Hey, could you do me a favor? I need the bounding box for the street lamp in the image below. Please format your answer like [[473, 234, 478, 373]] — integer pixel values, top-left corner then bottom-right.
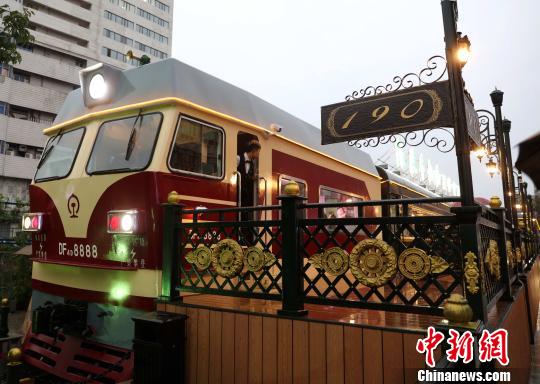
[[486, 157, 498, 178], [456, 34, 471, 66], [472, 145, 486, 162]]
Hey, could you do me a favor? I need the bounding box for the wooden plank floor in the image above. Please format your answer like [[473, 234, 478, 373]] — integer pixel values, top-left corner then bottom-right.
[[174, 293, 443, 332]]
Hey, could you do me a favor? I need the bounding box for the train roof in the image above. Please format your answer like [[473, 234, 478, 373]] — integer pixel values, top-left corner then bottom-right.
[[376, 166, 442, 198], [53, 58, 379, 177]]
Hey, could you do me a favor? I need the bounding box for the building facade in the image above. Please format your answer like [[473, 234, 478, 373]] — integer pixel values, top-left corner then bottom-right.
[[0, 0, 173, 237], [0, 0, 174, 201]]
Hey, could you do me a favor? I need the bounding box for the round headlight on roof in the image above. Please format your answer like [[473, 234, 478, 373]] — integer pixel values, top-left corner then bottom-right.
[[88, 73, 108, 100]]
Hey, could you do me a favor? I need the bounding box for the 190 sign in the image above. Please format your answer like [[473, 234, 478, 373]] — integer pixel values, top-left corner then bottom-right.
[[321, 81, 454, 145]]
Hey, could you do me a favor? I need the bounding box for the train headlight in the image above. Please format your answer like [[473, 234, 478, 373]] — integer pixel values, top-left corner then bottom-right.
[[107, 210, 142, 234], [79, 63, 122, 107], [88, 73, 108, 100], [21, 213, 43, 232]]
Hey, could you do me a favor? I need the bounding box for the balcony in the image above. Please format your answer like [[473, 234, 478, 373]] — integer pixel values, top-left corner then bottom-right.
[[0, 115, 49, 147], [0, 153, 39, 180], [31, 0, 96, 25], [0, 76, 68, 114], [16, 50, 80, 85]]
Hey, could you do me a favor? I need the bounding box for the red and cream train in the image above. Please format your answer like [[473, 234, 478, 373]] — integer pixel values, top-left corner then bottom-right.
[[19, 59, 443, 382]]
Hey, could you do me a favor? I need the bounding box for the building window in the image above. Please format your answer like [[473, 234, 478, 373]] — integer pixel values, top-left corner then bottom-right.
[[104, 10, 134, 29], [0, 102, 6, 115], [12, 70, 30, 83], [104, 29, 133, 46], [108, 0, 136, 13], [319, 186, 362, 219], [134, 41, 167, 59], [136, 25, 168, 44], [137, 8, 169, 28], [169, 116, 224, 178], [102, 47, 139, 66], [142, 0, 170, 13]]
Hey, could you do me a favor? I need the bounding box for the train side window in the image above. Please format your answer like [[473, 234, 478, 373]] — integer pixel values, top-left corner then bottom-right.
[[34, 127, 86, 182], [169, 116, 224, 179], [87, 112, 162, 174], [319, 186, 362, 219]]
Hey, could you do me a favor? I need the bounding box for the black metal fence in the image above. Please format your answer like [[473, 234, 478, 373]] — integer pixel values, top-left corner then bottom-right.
[[161, 196, 538, 319]]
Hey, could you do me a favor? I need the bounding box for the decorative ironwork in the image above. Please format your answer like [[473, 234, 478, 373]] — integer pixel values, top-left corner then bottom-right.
[[506, 241, 514, 268], [212, 239, 244, 278], [349, 239, 397, 287], [348, 127, 455, 153], [309, 247, 349, 276], [345, 55, 447, 101], [185, 245, 212, 271], [398, 248, 431, 280], [464, 251, 480, 294], [484, 240, 500, 279], [476, 109, 498, 160], [429, 255, 450, 274], [244, 247, 276, 272], [514, 247, 522, 263]]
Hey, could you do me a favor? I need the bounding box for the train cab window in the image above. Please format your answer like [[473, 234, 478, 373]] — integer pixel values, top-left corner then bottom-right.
[[319, 186, 362, 219], [34, 127, 85, 182], [169, 116, 224, 178], [87, 112, 162, 174]]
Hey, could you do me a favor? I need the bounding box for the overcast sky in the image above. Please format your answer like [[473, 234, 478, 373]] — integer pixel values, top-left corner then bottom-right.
[[172, 0, 540, 199]]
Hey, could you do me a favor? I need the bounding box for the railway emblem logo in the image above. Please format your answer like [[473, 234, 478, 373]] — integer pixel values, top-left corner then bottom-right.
[[67, 194, 80, 218]]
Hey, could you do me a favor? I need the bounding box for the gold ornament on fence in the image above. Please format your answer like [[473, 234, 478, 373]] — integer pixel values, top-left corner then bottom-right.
[[429, 255, 450, 274], [464, 251, 480, 294], [398, 248, 431, 280], [349, 239, 397, 287], [244, 247, 277, 272], [484, 240, 501, 279], [309, 247, 349, 276], [212, 239, 244, 278], [506, 241, 514, 268], [185, 246, 212, 271], [514, 247, 522, 264]]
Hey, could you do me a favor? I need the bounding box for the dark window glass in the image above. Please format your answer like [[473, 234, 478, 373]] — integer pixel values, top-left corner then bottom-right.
[[87, 113, 162, 174], [35, 127, 85, 181], [169, 117, 224, 178]]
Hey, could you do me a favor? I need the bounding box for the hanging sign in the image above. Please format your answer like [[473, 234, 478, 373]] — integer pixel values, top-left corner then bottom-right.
[[321, 81, 454, 145], [464, 95, 481, 147]]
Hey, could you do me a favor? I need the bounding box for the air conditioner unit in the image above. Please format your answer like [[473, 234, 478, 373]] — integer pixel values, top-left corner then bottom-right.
[[18, 145, 27, 152], [24, 153, 34, 159], [6, 150, 15, 156]]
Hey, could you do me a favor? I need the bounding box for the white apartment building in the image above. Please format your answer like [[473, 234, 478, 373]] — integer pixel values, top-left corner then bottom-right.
[[0, 0, 174, 204]]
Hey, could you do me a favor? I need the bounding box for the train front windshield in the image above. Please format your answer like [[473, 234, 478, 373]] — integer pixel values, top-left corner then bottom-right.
[[34, 127, 85, 182], [87, 112, 163, 174]]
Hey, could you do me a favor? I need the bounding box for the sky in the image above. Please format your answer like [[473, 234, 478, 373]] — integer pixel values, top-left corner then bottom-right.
[[171, 0, 540, 199]]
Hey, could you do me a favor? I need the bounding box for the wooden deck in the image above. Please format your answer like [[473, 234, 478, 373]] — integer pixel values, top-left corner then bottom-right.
[[158, 295, 443, 384]]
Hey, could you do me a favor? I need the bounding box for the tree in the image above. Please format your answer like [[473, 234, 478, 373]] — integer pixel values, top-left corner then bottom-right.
[[0, 4, 34, 65], [139, 54, 151, 66]]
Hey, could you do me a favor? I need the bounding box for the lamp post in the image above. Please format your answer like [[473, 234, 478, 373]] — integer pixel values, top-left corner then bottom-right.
[[441, 0, 475, 206], [489, 89, 514, 224], [502, 118, 519, 227]]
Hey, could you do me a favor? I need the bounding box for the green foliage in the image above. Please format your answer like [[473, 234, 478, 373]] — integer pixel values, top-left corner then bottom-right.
[[0, 4, 34, 65], [140, 54, 151, 65], [0, 245, 32, 308]]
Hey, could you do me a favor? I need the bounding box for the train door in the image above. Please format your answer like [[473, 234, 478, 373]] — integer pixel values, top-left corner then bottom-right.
[[236, 132, 261, 212]]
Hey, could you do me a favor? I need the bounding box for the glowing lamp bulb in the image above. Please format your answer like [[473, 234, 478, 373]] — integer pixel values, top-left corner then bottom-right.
[[88, 73, 108, 99], [110, 284, 129, 302], [457, 47, 470, 64], [23, 216, 31, 230], [109, 215, 120, 231], [120, 214, 135, 232]]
